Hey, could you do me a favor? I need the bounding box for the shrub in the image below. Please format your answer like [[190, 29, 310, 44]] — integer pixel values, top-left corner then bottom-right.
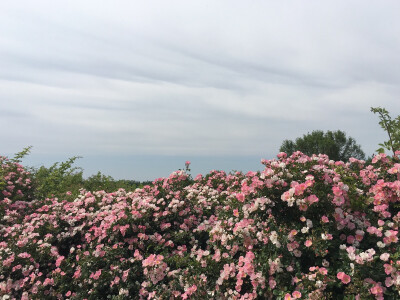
[[31, 156, 84, 200], [2, 153, 400, 299], [0, 147, 34, 226]]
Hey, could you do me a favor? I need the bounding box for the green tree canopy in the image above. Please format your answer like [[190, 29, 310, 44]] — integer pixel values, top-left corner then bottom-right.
[[279, 130, 366, 161]]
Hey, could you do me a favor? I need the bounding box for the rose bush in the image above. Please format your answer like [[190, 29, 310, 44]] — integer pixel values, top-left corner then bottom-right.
[[2, 151, 400, 299], [0, 153, 34, 228]]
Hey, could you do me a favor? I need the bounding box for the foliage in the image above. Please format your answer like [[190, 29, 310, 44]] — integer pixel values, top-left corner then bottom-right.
[[83, 172, 145, 193], [371, 107, 400, 155], [31, 156, 84, 199], [8, 146, 33, 164], [30, 155, 149, 200], [2, 152, 400, 299], [280, 130, 366, 162]]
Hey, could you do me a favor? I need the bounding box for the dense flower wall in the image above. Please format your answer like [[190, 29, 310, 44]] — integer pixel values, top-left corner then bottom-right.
[[2, 151, 400, 299]]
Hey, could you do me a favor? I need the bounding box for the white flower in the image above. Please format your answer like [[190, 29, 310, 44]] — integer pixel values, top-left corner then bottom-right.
[[366, 248, 376, 256], [350, 263, 355, 275], [376, 241, 386, 248], [119, 288, 129, 296], [306, 219, 313, 228], [316, 280, 323, 288], [322, 259, 329, 267], [270, 231, 279, 245], [287, 197, 295, 207], [301, 227, 309, 234], [348, 253, 356, 261]]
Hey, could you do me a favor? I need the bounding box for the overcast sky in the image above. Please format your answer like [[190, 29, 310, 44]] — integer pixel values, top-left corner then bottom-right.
[[1, 1, 400, 180]]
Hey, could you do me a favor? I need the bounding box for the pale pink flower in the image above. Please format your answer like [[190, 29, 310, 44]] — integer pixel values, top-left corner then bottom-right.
[[337, 272, 351, 284], [284, 293, 292, 300], [55, 255, 65, 267], [370, 284, 384, 295], [380, 253, 390, 261], [269, 277, 276, 289], [384, 264, 393, 275], [277, 152, 287, 158], [236, 193, 245, 202], [341, 274, 351, 284], [73, 268, 81, 279], [122, 269, 130, 282], [337, 272, 344, 280], [292, 291, 301, 298], [91, 269, 102, 280], [385, 277, 393, 287]]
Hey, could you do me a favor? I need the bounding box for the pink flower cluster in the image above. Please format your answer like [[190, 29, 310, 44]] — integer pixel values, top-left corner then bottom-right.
[[0, 155, 33, 226], [2, 151, 400, 298]]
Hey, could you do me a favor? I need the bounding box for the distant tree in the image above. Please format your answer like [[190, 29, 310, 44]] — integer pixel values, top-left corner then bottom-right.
[[279, 130, 366, 161], [83, 171, 144, 193], [371, 107, 400, 156]]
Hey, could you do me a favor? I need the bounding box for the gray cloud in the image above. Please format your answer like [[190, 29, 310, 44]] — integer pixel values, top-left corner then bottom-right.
[[1, 1, 400, 179]]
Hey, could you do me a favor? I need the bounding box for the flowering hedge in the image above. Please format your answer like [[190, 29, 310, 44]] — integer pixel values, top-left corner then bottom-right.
[[1, 151, 400, 299], [0, 155, 34, 227]]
